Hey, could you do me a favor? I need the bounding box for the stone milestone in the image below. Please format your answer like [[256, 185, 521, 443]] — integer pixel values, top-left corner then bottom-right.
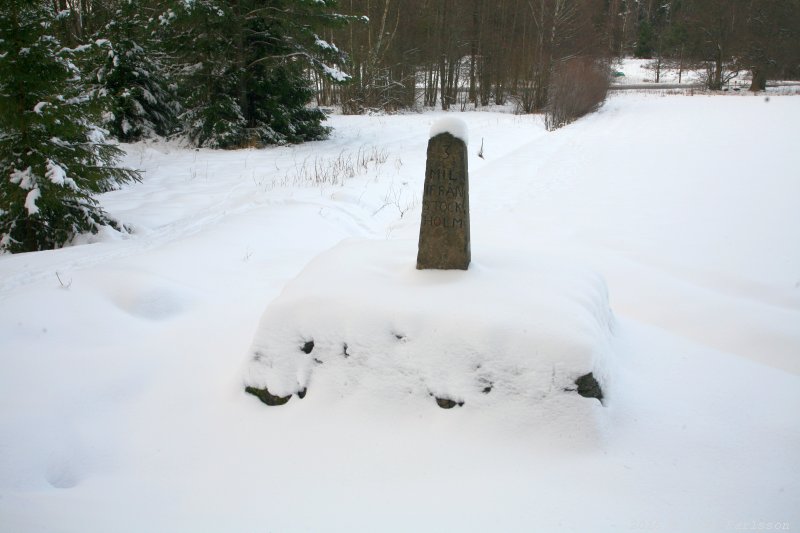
[[416, 127, 470, 270]]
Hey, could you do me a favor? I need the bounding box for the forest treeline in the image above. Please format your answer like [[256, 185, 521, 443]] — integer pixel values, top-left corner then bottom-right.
[[1, 0, 799, 252], [32, 1, 800, 134], [8, 0, 800, 143], [321, 0, 800, 113]]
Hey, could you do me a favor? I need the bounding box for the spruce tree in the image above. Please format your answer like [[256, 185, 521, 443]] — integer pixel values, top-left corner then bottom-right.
[[0, 0, 140, 253], [94, 0, 180, 141], [161, 0, 354, 149]]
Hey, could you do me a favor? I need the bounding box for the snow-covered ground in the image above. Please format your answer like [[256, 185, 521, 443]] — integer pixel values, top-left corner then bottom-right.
[[612, 56, 799, 95], [612, 57, 706, 85], [1, 93, 799, 532], [611, 57, 769, 89]]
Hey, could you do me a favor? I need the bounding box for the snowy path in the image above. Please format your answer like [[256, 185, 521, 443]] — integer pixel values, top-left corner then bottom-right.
[[1, 95, 798, 533]]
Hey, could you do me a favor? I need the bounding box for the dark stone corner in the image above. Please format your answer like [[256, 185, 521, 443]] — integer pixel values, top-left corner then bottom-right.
[[245, 385, 291, 406], [435, 396, 465, 409], [572, 372, 604, 404]]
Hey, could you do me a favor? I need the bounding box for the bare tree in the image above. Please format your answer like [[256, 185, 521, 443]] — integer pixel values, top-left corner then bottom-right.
[[683, 0, 746, 90], [742, 0, 800, 91]]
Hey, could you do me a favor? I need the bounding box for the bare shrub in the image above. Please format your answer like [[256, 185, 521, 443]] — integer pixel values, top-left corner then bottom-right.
[[545, 58, 610, 131], [696, 60, 741, 91], [272, 145, 390, 188]]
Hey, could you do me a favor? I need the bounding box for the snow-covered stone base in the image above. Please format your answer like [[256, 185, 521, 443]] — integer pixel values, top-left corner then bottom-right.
[[243, 239, 615, 423]]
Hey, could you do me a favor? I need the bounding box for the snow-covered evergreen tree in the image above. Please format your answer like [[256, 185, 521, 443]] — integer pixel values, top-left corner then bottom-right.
[[0, 1, 140, 253], [161, 0, 353, 149], [94, 1, 180, 142]]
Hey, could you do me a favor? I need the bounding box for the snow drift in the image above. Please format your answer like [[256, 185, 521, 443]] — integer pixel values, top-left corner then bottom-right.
[[2, 93, 799, 533], [243, 238, 614, 428]]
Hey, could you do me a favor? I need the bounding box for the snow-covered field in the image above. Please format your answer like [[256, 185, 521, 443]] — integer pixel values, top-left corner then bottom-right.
[[612, 57, 707, 85], [611, 57, 785, 90], [1, 93, 799, 532]]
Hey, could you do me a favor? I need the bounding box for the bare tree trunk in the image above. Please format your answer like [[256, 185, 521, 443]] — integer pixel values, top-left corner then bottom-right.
[[232, 0, 248, 125], [439, 57, 449, 110], [749, 67, 767, 91], [469, 0, 480, 105], [438, 0, 451, 110], [712, 45, 723, 90]]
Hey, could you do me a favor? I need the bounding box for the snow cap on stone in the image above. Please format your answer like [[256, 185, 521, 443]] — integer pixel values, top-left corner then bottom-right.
[[430, 117, 468, 144]]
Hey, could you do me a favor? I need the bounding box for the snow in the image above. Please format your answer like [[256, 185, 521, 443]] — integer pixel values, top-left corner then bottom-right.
[[314, 35, 340, 53], [244, 238, 612, 425], [23, 187, 41, 215], [612, 57, 753, 87], [33, 101, 49, 114], [613, 57, 703, 85], [430, 116, 468, 143], [158, 9, 176, 25], [1, 94, 799, 532], [321, 63, 350, 82], [140, 88, 156, 105], [9, 166, 35, 190], [86, 125, 106, 144], [45, 159, 76, 189]]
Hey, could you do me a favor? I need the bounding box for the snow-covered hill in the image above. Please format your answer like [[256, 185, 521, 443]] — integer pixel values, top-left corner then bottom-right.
[[1, 93, 798, 532]]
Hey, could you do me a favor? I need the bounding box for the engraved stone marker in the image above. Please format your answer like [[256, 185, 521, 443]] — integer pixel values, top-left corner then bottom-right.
[[416, 119, 471, 270]]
